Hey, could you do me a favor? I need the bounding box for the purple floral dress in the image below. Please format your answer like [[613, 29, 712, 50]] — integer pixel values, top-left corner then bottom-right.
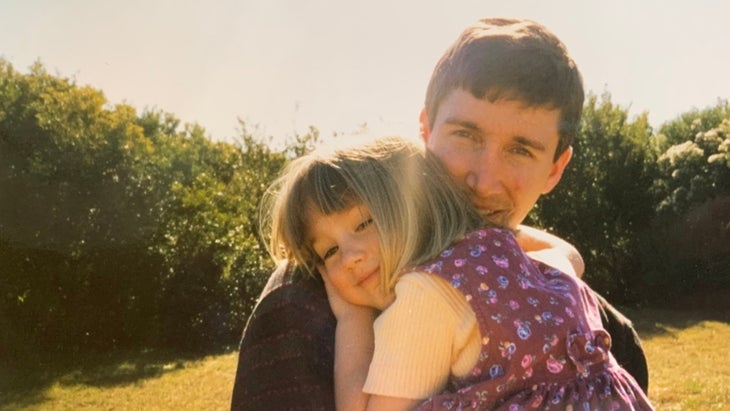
[[414, 228, 653, 410]]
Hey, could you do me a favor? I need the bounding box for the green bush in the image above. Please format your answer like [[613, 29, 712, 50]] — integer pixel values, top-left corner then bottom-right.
[[1, 59, 728, 365], [0, 60, 302, 362]]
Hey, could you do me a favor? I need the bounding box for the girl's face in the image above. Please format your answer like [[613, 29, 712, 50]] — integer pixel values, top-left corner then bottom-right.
[[308, 204, 391, 310]]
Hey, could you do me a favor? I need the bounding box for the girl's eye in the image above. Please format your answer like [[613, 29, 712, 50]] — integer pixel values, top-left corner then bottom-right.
[[321, 246, 339, 261], [356, 217, 373, 231]]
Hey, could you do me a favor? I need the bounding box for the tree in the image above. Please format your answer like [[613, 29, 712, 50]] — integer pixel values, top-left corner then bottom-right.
[[529, 93, 657, 303], [655, 99, 730, 152], [0, 60, 314, 360], [644, 112, 730, 304], [0, 60, 166, 353]]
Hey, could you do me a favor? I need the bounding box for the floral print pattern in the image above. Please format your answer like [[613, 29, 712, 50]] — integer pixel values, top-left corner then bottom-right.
[[414, 228, 653, 410]]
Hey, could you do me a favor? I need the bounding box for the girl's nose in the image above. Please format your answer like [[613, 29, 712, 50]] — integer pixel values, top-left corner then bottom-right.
[[341, 243, 365, 270]]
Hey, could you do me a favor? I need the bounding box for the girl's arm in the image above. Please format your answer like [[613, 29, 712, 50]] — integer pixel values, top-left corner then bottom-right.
[[321, 270, 376, 410], [335, 309, 422, 411], [323, 273, 424, 411], [514, 225, 585, 277], [333, 304, 377, 410], [365, 395, 422, 411]]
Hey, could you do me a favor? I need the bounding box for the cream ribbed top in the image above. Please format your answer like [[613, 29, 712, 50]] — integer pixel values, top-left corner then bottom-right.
[[362, 272, 481, 399]]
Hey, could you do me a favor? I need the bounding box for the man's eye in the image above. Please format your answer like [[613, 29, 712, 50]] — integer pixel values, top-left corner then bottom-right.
[[453, 129, 484, 147], [357, 217, 373, 231], [454, 129, 475, 140], [512, 146, 534, 157]]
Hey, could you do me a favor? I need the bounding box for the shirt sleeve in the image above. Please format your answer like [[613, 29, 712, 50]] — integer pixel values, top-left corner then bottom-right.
[[230, 264, 337, 410], [363, 272, 480, 400]]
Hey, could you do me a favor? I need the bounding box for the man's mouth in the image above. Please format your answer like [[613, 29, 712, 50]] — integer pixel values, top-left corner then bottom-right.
[[472, 196, 513, 227]]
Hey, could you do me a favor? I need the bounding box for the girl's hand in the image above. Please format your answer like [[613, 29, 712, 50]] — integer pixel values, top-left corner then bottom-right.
[[320, 267, 376, 322]]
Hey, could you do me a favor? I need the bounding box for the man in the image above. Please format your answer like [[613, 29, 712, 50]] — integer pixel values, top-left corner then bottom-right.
[[231, 17, 647, 410]]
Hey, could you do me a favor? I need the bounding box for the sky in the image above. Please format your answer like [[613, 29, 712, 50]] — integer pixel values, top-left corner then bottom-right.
[[2, 0, 729, 146]]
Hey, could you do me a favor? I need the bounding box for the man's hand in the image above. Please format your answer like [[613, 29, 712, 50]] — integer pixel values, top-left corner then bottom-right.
[[514, 225, 585, 277]]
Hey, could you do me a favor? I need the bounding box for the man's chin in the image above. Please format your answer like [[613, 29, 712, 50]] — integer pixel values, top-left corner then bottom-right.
[[479, 210, 512, 228]]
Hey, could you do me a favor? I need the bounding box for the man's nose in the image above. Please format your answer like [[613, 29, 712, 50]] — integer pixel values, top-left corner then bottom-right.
[[467, 150, 504, 196]]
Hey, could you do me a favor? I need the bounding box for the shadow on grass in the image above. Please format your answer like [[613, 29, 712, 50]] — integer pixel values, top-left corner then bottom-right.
[[0, 346, 234, 410], [621, 306, 730, 338], [3, 307, 728, 409]]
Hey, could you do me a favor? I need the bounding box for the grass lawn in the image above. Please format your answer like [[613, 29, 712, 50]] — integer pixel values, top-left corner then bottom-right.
[[2, 309, 729, 410], [629, 308, 730, 410]]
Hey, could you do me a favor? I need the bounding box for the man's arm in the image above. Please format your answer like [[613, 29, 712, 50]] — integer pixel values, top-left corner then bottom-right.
[[594, 293, 649, 393], [230, 262, 337, 411], [514, 224, 585, 277], [516, 226, 649, 393]]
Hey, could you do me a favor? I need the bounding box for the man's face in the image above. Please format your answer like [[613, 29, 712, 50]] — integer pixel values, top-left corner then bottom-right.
[[421, 89, 572, 229]]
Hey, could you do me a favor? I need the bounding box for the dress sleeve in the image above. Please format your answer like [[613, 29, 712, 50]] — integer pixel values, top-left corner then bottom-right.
[[230, 263, 337, 411], [363, 272, 480, 400]]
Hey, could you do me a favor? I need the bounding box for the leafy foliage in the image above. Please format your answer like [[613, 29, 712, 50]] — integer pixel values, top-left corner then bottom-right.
[[655, 99, 730, 152], [529, 93, 657, 302], [643, 113, 730, 302], [653, 112, 730, 221], [1, 60, 728, 362], [0, 60, 308, 362], [531, 94, 730, 305]]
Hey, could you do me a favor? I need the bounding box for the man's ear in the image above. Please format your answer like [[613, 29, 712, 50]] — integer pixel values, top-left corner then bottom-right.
[[419, 108, 431, 143], [542, 146, 573, 194]]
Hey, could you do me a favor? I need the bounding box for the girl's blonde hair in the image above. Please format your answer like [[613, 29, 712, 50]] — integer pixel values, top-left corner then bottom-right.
[[260, 137, 484, 292]]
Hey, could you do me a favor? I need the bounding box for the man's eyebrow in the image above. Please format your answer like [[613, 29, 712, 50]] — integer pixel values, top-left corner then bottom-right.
[[443, 117, 481, 132], [514, 136, 547, 152], [443, 118, 549, 152]]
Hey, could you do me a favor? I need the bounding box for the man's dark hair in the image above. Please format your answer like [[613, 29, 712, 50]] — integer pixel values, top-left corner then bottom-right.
[[425, 18, 585, 159]]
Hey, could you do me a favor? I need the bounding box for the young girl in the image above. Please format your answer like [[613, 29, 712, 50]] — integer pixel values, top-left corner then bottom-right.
[[261, 137, 653, 410]]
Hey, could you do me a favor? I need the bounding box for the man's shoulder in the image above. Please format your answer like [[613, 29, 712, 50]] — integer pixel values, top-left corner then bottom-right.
[[257, 262, 328, 307], [232, 263, 336, 411], [244, 262, 333, 338]]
